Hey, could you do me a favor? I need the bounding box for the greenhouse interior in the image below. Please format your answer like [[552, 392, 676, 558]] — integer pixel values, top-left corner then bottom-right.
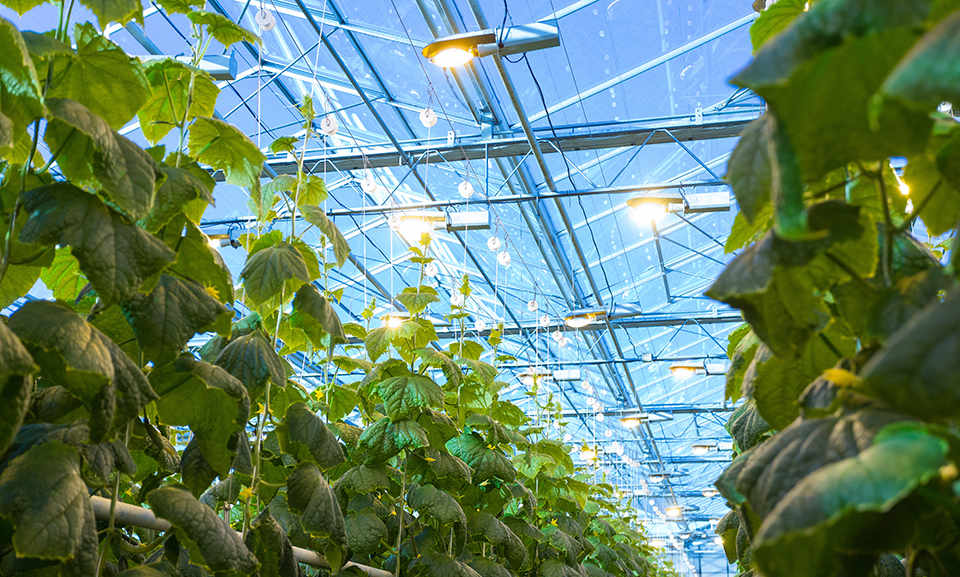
[[0, 0, 958, 576]]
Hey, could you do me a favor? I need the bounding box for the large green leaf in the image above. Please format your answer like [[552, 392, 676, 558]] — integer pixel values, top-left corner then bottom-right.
[[861, 286, 960, 418], [8, 300, 157, 441], [44, 97, 158, 220], [707, 233, 828, 357], [0, 18, 44, 161], [469, 512, 526, 569], [180, 435, 219, 497], [408, 483, 466, 528], [396, 285, 439, 315], [286, 461, 347, 543], [357, 417, 428, 464], [0, 111, 11, 157], [147, 486, 259, 575], [245, 510, 299, 577], [365, 326, 391, 362], [726, 115, 772, 222], [40, 247, 87, 302], [715, 409, 911, 519], [188, 117, 265, 188], [377, 374, 443, 420], [734, 4, 934, 179], [187, 11, 258, 47], [516, 439, 575, 478], [726, 399, 771, 452], [447, 431, 516, 482], [334, 464, 392, 497], [19, 183, 175, 304], [45, 23, 149, 129], [280, 402, 345, 469], [750, 323, 854, 429], [749, 0, 805, 52], [409, 550, 483, 577], [881, 10, 960, 111], [168, 221, 234, 305], [902, 146, 960, 236], [0, 441, 96, 568], [142, 162, 215, 232], [752, 423, 948, 577], [150, 355, 249, 476], [707, 202, 874, 357], [214, 329, 287, 399], [126, 275, 231, 362], [301, 205, 350, 267], [0, 321, 35, 456], [79, 0, 142, 27], [138, 59, 219, 144], [345, 508, 387, 555], [289, 283, 345, 346], [241, 242, 310, 306], [715, 511, 740, 564], [725, 326, 761, 402]]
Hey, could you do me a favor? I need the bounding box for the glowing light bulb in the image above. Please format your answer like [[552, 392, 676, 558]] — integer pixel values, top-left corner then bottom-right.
[[702, 488, 720, 498], [474, 318, 486, 332], [430, 47, 474, 68], [665, 505, 683, 519], [552, 330, 563, 343], [563, 433, 572, 442], [486, 236, 501, 251], [255, 8, 275, 32], [620, 417, 642, 429], [539, 314, 551, 326], [596, 412, 605, 422], [424, 261, 439, 278], [450, 293, 465, 307], [458, 180, 475, 199], [527, 299, 539, 312], [320, 115, 338, 136], [564, 315, 593, 329], [390, 215, 434, 244], [419, 107, 438, 128], [497, 251, 511, 267], [629, 201, 668, 224]]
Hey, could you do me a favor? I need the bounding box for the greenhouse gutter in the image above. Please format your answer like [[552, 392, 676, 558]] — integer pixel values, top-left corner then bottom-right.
[[89, 496, 392, 577]]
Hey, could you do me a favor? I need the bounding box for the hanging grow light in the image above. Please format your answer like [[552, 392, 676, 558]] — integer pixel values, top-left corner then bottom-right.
[[691, 441, 718, 456], [563, 308, 607, 329]]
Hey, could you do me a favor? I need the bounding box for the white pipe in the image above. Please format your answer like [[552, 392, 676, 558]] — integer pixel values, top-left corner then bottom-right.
[[90, 496, 391, 577]]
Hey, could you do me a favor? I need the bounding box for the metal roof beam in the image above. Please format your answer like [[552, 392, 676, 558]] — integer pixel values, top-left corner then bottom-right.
[[262, 115, 753, 172], [430, 312, 741, 340]]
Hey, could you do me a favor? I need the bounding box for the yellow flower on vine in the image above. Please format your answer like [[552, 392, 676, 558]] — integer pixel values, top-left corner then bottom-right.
[[238, 486, 255, 501]]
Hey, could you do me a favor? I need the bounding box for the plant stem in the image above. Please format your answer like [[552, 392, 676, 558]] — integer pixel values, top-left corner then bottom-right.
[[245, 289, 286, 537], [95, 421, 132, 577], [395, 455, 406, 577], [876, 164, 894, 287]]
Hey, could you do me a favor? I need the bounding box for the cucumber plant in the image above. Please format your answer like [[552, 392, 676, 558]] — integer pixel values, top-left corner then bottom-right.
[[713, 2, 960, 576], [0, 2, 678, 576]]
